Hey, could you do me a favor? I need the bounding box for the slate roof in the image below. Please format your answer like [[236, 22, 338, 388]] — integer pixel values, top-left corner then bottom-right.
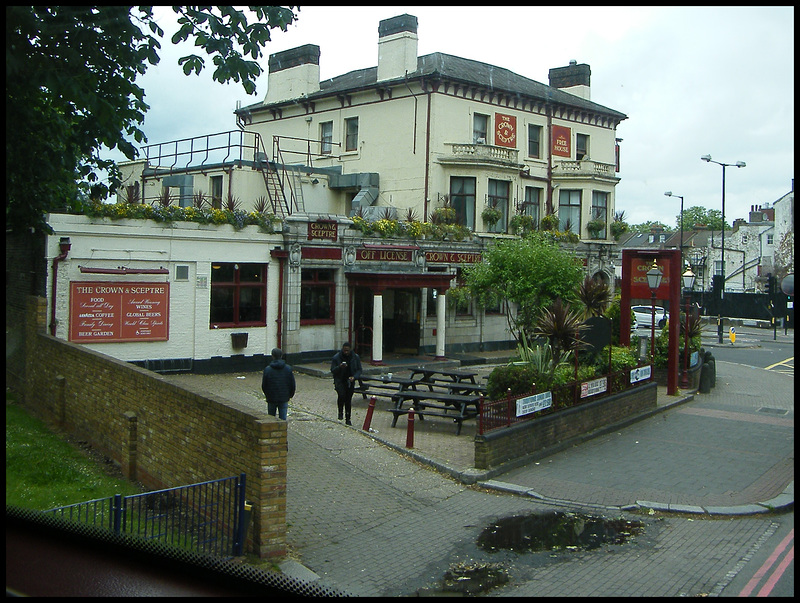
[[240, 52, 627, 121]]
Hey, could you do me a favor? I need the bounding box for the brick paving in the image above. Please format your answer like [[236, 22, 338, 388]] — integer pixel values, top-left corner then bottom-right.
[[163, 325, 793, 596]]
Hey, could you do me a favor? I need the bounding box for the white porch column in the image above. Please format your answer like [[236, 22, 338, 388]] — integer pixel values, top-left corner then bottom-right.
[[435, 289, 446, 359], [371, 291, 384, 365]]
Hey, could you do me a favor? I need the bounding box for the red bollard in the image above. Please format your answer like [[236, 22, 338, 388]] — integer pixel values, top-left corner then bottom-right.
[[362, 395, 377, 431], [406, 408, 415, 449]]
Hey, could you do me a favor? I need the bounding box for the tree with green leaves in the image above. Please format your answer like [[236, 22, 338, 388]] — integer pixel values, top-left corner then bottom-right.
[[6, 6, 298, 235], [459, 232, 585, 343], [675, 206, 727, 231]]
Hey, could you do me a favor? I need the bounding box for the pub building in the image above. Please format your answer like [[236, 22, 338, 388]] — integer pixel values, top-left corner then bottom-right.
[[43, 13, 626, 371]]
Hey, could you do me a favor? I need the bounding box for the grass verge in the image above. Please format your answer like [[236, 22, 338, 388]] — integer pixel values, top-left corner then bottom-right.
[[6, 393, 143, 510]]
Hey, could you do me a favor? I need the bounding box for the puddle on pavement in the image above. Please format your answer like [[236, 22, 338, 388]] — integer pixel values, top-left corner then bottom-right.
[[477, 510, 644, 553]]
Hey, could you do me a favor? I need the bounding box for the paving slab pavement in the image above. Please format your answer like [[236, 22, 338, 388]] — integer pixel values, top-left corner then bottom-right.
[[162, 324, 793, 594]]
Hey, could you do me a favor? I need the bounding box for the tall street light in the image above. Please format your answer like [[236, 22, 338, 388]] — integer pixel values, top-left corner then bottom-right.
[[664, 191, 685, 270], [700, 155, 746, 301], [646, 259, 663, 365], [680, 267, 696, 389]]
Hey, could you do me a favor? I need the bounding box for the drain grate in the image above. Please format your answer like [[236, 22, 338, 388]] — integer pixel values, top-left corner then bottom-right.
[[757, 407, 789, 416]]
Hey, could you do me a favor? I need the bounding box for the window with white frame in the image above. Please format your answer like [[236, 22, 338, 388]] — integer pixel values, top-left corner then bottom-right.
[[320, 121, 333, 154], [473, 113, 489, 144], [591, 191, 608, 238], [558, 189, 581, 234], [576, 133, 589, 160], [523, 186, 541, 223], [528, 124, 542, 158], [487, 179, 510, 233], [344, 117, 358, 151], [450, 176, 476, 230], [766, 233, 774, 245]]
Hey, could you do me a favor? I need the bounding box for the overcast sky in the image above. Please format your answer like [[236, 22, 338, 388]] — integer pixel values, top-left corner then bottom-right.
[[105, 5, 794, 228]]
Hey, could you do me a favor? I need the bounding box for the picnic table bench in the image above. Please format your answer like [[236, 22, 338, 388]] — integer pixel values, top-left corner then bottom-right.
[[355, 376, 422, 400], [389, 389, 483, 435], [410, 366, 479, 384]]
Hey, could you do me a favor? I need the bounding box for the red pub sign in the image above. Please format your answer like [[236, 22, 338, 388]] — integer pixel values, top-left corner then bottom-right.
[[494, 113, 517, 148], [69, 281, 169, 342], [551, 125, 571, 157], [307, 220, 338, 241]]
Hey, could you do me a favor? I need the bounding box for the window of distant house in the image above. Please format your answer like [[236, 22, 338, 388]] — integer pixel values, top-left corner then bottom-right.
[[487, 179, 510, 233], [558, 189, 581, 234], [210, 175, 223, 209], [528, 124, 542, 158], [210, 263, 266, 327], [714, 260, 723, 277], [344, 117, 358, 151], [301, 269, 335, 324], [523, 186, 542, 224], [320, 121, 333, 154], [591, 191, 608, 238], [576, 133, 589, 160], [766, 233, 774, 245], [473, 113, 489, 144], [450, 177, 476, 230]]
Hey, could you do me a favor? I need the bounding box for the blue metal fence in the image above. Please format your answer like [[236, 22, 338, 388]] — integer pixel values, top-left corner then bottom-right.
[[44, 474, 248, 558]]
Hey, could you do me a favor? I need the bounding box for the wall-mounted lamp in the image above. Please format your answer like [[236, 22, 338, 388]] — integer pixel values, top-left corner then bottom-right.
[[311, 178, 319, 185]]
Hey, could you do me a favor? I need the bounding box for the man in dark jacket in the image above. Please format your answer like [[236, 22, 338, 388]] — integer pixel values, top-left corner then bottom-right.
[[330, 342, 362, 425], [261, 348, 296, 420]]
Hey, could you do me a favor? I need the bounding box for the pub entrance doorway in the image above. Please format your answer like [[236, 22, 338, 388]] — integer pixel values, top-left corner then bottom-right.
[[352, 286, 421, 359]]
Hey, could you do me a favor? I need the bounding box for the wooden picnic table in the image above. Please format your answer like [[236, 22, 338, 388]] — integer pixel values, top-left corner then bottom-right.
[[410, 366, 479, 384], [388, 389, 483, 435], [355, 375, 422, 400]]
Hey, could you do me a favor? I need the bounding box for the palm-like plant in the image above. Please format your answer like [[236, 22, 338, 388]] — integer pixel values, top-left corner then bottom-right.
[[534, 298, 587, 368], [224, 193, 242, 212], [577, 276, 612, 319], [253, 195, 270, 214]]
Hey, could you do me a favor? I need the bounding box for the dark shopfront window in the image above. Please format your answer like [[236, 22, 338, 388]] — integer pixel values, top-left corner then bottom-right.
[[210, 263, 266, 327], [301, 269, 335, 324]]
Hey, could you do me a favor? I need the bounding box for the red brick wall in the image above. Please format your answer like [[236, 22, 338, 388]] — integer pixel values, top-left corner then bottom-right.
[[474, 382, 657, 470], [22, 296, 286, 558]]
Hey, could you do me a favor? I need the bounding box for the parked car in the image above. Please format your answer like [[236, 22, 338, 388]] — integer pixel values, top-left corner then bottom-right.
[[632, 305, 667, 329]]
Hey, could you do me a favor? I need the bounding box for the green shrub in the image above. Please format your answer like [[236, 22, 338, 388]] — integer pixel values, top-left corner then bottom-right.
[[486, 364, 539, 400]]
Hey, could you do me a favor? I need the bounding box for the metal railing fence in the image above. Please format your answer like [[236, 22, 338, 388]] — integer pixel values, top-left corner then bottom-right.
[[478, 364, 652, 435], [44, 474, 248, 558]]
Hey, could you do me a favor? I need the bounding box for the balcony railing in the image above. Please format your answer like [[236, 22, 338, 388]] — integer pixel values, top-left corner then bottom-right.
[[441, 142, 520, 166], [553, 159, 616, 178]]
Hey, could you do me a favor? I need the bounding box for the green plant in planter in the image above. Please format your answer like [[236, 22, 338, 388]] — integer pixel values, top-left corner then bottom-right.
[[540, 213, 559, 231], [586, 218, 606, 238], [430, 206, 456, 225], [509, 213, 535, 236], [610, 211, 629, 241], [481, 205, 502, 229]]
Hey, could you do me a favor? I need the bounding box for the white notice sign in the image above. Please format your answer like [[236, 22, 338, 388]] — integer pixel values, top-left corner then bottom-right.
[[516, 391, 553, 417], [580, 377, 608, 399], [630, 365, 652, 384]]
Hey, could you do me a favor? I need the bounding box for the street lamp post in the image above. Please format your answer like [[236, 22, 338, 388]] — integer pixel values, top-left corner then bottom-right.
[[646, 259, 664, 365], [700, 155, 746, 302], [680, 267, 696, 389], [665, 191, 685, 271]]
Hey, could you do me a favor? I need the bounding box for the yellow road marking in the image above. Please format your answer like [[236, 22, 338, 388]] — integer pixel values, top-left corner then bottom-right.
[[765, 357, 794, 370]]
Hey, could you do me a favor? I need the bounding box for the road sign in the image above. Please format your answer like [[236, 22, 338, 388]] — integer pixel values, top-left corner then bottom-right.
[[729, 326, 736, 344]]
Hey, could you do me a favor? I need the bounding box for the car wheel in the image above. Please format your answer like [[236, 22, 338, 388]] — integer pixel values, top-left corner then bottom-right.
[[657, 318, 666, 328]]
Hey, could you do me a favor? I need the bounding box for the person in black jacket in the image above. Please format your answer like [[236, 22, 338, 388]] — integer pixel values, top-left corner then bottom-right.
[[261, 348, 296, 420], [330, 342, 362, 425]]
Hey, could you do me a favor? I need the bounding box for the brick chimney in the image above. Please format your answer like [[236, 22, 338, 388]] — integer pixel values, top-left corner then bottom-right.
[[377, 14, 418, 83], [264, 44, 321, 104], [549, 60, 591, 100]]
